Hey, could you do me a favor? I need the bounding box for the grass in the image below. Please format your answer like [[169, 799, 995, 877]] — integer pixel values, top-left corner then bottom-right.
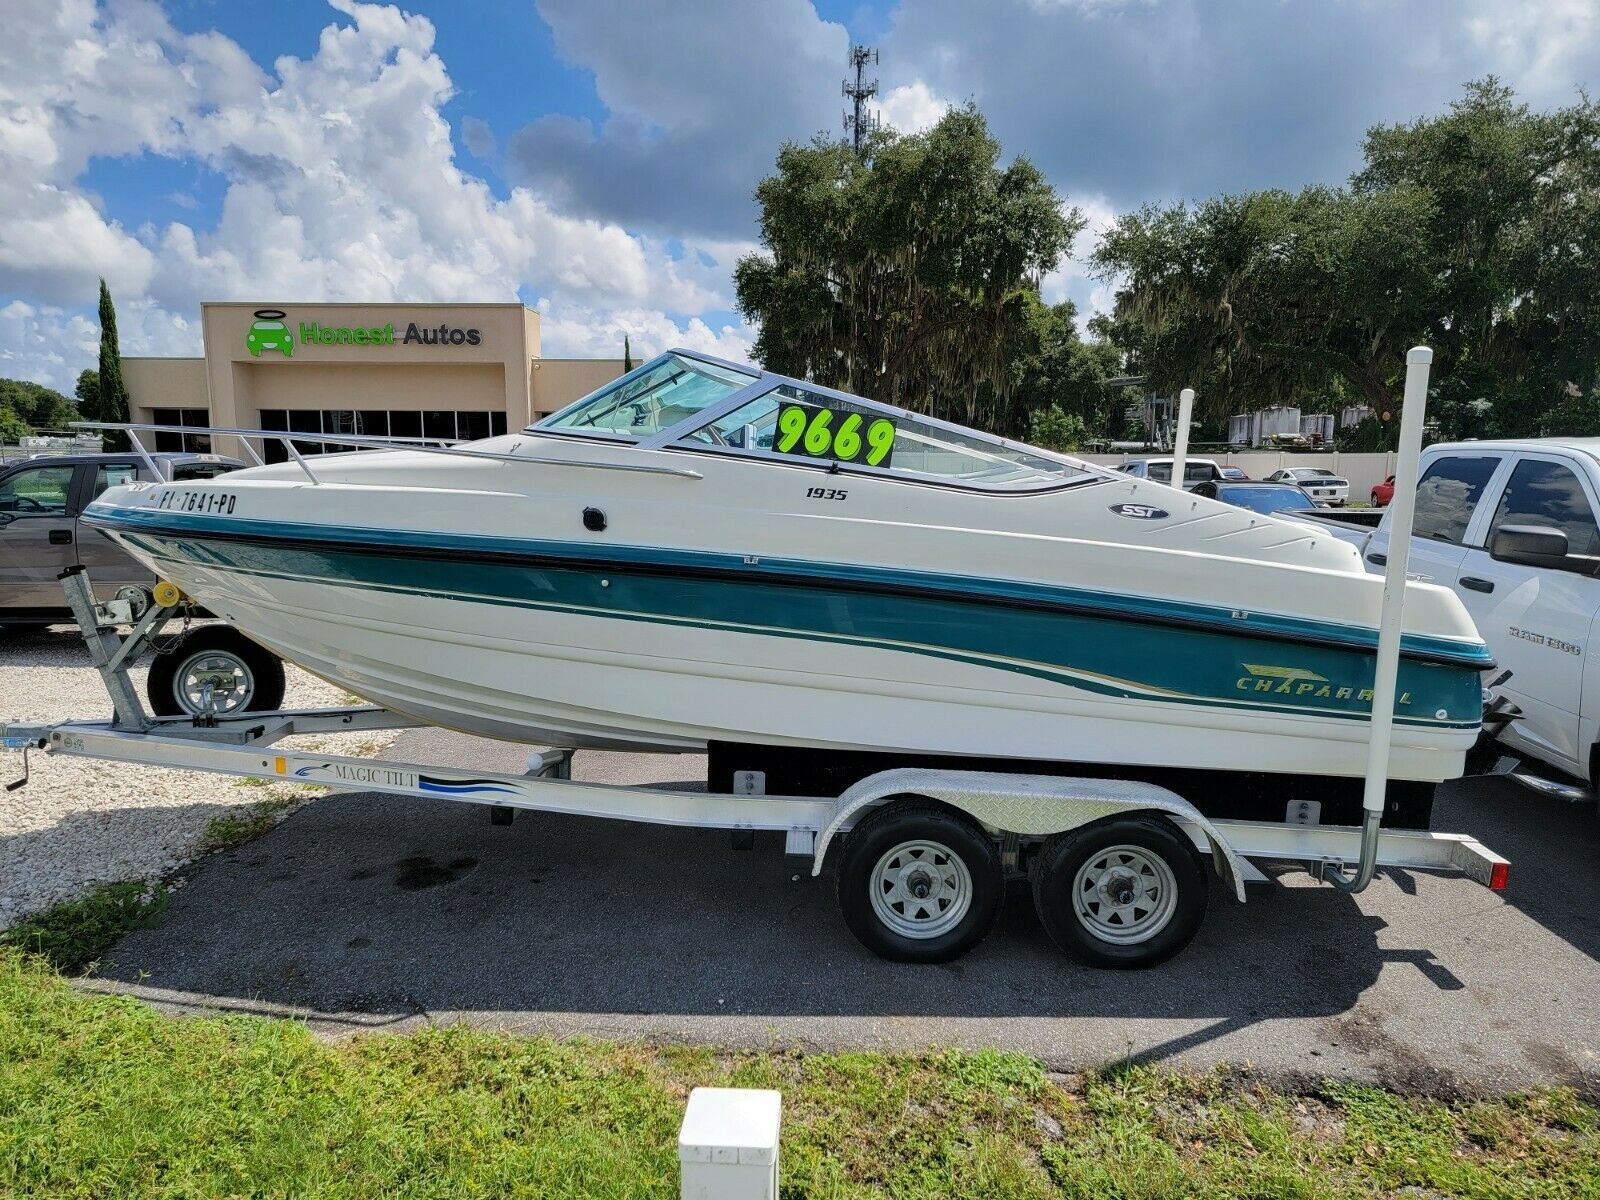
[[0, 952, 1595, 1198], [0, 784, 306, 972], [202, 788, 302, 852], [0, 883, 168, 973]]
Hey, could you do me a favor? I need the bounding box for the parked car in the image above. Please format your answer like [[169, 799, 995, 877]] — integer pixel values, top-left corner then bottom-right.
[[1192, 480, 1370, 548], [1366, 438, 1600, 796], [1118, 457, 1226, 490], [1372, 475, 1395, 506], [1219, 466, 1250, 481], [1265, 466, 1350, 506], [0, 452, 243, 629]]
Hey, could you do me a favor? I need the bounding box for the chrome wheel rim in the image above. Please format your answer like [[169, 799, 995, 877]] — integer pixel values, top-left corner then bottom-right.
[[1071, 845, 1178, 945], [868, 839, 972, 940], [174, 650, 254, 716]]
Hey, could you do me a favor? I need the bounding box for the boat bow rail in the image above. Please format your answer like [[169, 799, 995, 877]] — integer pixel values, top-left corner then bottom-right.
[[71, 420, 705, 482]]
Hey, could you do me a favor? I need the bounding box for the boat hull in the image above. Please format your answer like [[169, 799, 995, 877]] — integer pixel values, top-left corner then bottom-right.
[[105, 516, 1484, 783]]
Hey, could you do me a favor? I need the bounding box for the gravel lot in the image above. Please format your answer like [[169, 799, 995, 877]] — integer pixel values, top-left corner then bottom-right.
[[0, 625, 394, 929]]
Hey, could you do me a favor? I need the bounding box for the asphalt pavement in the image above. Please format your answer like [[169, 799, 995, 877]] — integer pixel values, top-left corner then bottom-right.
[[88, 726, 1600, 1096]]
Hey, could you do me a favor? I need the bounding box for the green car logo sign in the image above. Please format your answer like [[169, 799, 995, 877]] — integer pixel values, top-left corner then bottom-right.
[[244, 309, 294, 358]]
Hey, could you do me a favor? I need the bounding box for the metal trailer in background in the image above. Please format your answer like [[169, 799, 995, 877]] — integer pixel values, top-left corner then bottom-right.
[[2, 565, 1508, 971]]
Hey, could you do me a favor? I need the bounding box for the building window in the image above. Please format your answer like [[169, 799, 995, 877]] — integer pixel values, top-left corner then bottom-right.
[[150, 407, 212, 454], [288, 409, 321, 459], [249, 409, 497, 462], [258, 409, 287, 464], [422, 410, 456, 442], [389, 411, 421, 441]]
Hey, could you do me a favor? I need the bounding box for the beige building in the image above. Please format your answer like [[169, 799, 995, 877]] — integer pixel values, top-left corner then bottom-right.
[[123, 302, 626, 460]]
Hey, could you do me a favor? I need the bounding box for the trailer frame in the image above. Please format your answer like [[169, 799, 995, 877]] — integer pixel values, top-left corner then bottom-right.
[[1, 570, 1510, 967]]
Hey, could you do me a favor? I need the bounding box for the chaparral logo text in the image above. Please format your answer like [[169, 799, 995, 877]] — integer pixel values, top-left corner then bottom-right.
[[1235, 663, 1411, 705]]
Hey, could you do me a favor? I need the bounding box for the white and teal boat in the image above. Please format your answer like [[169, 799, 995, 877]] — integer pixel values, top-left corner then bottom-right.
[[85, 350, 1490, 803]]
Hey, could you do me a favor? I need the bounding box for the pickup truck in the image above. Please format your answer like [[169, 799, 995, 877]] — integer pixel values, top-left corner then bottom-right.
[[1366, 439, 1600, 797], [0, 451, 242, 629], [1118, 457, 1226, 491]]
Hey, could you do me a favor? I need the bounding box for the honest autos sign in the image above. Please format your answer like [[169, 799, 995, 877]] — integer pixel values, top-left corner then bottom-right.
[[244, 308, 483, 356]]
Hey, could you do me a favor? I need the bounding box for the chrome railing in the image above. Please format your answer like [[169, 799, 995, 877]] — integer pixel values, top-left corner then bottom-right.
[[70, 421, 704, 484]]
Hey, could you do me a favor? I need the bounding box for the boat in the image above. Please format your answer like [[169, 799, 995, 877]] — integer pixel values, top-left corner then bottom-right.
[[81, 349, 1490, 822]]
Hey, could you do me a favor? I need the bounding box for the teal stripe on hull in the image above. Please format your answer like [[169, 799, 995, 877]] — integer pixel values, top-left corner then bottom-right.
[[116, 523, 1484, 730], [88, 504, 1493, 667]]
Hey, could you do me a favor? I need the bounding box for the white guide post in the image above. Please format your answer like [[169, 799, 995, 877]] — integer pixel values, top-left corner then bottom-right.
[[1333, 346, 1432, 892], [1171, 387, 1196, 487], [679, 1088, 782, 1200]]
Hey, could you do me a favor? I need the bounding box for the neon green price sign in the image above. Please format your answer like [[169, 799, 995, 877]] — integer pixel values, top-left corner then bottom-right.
[[774, 402, 896, 467]]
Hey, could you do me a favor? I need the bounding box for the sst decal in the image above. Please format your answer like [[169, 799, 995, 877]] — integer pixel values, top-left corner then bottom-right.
[[1108, 502, 1168, 520]]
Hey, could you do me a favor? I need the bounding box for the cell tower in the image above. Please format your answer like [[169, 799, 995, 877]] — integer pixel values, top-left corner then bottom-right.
[[842, 44, 880, 153]]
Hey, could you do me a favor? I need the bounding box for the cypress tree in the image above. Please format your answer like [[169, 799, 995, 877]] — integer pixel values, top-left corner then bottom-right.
[[623, 334, 633, 373], [96, 279, 132, 452]]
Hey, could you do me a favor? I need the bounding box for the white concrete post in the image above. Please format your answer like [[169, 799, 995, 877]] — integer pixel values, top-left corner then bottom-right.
[[679, 1088, 782, 1200], [1171, 387, 1195, 488]]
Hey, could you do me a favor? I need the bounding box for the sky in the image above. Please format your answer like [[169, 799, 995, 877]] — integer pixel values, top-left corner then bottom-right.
[[3, 0, 1599, 392]]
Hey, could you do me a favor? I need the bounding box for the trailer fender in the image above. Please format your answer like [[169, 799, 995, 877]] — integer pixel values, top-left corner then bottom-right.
[[810, 768, 1247, 901]]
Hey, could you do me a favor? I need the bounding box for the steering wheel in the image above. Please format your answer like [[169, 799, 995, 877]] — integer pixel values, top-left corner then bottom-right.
[[10, 496, 47, 512]]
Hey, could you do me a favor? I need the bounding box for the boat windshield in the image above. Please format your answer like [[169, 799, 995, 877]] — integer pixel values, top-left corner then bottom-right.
[[537, 353, 757, 440], [678, 383, 1091, 492]]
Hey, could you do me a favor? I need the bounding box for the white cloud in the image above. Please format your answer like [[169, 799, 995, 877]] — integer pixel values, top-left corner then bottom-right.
[[508, 0, 849, 237], [1041, 194, 1119, 331], [1458, 0, 1600, 92], [874, 81, 948, 134], [0, 0, 757, 389], [882, 0, 1600, 213], [461, 115, 496, 160], [534, 299, 754, 362], [0, 297, 197, 392], [0, 302, 99, 392]]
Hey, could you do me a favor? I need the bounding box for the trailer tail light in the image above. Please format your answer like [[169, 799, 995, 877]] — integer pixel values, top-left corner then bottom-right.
[[1489, 861, 1509, 891]]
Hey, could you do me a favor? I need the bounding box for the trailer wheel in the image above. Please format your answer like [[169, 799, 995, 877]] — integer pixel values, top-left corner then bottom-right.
[[836, 802, 1003, 963], [147, 626, 286, 718], [1031, 816, 1207, 969]]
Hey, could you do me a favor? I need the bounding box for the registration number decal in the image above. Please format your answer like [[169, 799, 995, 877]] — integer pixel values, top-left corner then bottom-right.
[[775, 401, 896, 467], [154, 489, 238, 515]]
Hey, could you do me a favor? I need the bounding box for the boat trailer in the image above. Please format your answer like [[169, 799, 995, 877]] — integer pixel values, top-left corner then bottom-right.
[[2, 570, 1509, 969]]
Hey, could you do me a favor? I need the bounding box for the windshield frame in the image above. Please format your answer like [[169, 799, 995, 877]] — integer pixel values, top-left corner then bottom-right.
[[531, 348, 1110, 494], [658, 377, 1101, 493], [533, 350, 765, 443]]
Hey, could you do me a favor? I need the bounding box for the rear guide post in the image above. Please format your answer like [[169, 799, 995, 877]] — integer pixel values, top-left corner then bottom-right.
[[1, 567, 1511, 967]]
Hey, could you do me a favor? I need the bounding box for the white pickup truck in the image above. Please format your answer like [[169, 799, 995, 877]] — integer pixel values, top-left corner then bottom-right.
[[1366, 438, 1600, 799]]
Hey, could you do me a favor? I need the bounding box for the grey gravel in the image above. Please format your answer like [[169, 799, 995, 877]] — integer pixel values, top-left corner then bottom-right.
[[0, 625, 395, 928]]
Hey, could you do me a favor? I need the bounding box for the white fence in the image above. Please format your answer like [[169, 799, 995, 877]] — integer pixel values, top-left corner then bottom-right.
[[1078, 450, 1398, 501], [1, 435, 102, 464]]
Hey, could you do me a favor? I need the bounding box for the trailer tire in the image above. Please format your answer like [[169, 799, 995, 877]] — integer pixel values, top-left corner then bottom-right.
[[147, 626, 286, 718], [1031, 815, 1207, 969], [836, 802, 1003, 964]]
